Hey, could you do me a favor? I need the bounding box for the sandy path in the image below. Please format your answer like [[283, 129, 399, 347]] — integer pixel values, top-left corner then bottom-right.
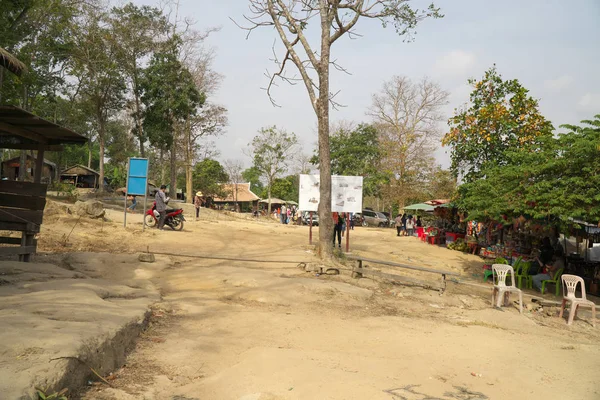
[[32, 202, 600, 400]]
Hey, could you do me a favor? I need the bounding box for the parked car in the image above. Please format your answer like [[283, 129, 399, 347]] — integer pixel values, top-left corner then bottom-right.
[[361, 209, 388, 227], [381, 212, 394, 227], [302, 211, 319, 226]]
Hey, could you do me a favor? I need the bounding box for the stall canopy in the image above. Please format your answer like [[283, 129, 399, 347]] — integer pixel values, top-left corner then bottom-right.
[[403, 203, 435, 212], [259, 198, 286, 205]]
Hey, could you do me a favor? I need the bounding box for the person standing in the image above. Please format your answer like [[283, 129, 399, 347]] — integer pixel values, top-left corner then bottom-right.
[[406, 216, 415, 237], [332, 212, 345, 248], [416, 216, 423, 227], [395, 214, 403, 236], [194, 191, 202, 220], [400, 213, 407, 236], [155, 185, 168, 230], [281, 204, 287, 224]]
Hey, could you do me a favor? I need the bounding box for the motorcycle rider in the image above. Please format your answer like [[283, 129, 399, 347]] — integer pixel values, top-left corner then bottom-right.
[[155, 185, 168, 230]]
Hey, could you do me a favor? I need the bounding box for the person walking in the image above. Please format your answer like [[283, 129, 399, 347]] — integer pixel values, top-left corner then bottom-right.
[[127, 195, 137, 213], [155, 185, 168, 230], [194, 191, 202, 220], [281, 204, 287, 224]]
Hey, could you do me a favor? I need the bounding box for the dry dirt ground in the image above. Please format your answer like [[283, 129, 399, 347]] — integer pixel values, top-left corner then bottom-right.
[[3, 201, 600, 400]]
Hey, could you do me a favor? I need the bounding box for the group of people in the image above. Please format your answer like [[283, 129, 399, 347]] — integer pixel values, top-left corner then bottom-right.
[[275, 204, 300, 224], [394, 214, 422, 237]]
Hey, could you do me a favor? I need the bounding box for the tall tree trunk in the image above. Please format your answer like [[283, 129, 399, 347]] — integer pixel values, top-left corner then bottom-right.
[[160, 146, 166, 184], [317, 5, 333, 258], [169, 147, 176, 199], [88, 144, 92, 168], [132, 76, 145, 157], [267, 185, 272, 216], [98, 119, 105, 192], [184, 119, 193, 204]]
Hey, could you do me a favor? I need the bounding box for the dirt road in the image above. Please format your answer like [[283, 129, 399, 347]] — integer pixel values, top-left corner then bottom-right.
[[34, 203, 600, 399]]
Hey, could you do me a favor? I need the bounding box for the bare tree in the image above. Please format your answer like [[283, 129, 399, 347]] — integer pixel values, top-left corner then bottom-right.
[[224, 159, 244, 211], [237, 1, 442, 258], [367, 76, 449, 208]]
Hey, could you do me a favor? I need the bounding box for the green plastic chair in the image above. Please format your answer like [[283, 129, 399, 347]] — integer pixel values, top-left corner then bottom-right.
[[541, 267, 564, 296], [515, 261, 532, 289], [484, 257, 507, 282]]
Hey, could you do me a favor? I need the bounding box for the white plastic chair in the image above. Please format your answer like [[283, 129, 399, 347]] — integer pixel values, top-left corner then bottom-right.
[[559, 274, 596, 327], [491, 264, 523, 313]]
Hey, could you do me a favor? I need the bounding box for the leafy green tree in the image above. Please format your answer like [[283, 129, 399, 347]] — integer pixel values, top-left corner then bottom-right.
[[110, 3, 170, 157], [70, 8, 127, 192], [457, 115, 600, 227], [192, 158, 229, 199], [263, 175, 298, 202], [140, 38, 204, 197], [250, 126, 298, 214], [443, 66, 553, 182], [311, 123, 385, 197], [242, 166, 264, 195]]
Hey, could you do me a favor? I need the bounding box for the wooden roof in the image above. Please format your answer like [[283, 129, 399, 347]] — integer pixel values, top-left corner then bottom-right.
[[1, 154, 57, 169], [213, 183, 260, 202], [60, 164, 99, 176], [0, 106, 87, 151]]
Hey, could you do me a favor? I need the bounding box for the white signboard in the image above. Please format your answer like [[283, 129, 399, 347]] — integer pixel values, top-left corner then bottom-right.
[[299, 174, 363, 213]]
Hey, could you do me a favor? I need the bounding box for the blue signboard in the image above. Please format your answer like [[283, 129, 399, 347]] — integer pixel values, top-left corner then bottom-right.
[[126, 158, 148, 196]]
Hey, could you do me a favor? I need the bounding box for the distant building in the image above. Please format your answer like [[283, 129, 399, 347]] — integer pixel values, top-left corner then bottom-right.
[[213, 183, 260, 212], [1, 155, 57, 184], [60, 165, 100, 188]]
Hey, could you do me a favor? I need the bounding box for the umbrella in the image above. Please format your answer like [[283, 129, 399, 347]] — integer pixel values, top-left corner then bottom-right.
[[403, 203, 434, 212], [285, 200, 298, 206]]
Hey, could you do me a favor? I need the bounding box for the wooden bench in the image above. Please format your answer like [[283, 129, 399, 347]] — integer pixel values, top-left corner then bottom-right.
[[0, 180, 47, 262], [346, 255, 460, 294]]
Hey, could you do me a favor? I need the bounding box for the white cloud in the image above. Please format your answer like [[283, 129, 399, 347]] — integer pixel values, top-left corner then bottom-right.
[[433, 50, 477, 77], [544, 75, 574, 91], [578, 93, 600, 109]]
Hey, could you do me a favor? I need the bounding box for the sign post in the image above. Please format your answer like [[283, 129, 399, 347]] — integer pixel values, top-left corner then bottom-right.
[[299, 174, 363, 252], [124, 158, 149, 230]]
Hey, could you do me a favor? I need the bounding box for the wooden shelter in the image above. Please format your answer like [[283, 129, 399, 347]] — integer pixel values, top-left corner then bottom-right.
[[60, 164, 99, 188], [0, 105, 87, 261], [213, 183, 260, 212], [1, 154, 57, 183]]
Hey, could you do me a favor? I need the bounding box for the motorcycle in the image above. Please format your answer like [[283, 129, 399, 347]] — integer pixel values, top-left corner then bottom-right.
[[145, 201, 185, 231]]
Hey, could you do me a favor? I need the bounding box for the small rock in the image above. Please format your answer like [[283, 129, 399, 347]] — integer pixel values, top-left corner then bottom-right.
[[138, 253, 155, 263], [396, 292, 405, 298]]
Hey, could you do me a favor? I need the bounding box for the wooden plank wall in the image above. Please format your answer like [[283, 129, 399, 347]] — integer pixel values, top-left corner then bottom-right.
[[0, 180, 47, 261]]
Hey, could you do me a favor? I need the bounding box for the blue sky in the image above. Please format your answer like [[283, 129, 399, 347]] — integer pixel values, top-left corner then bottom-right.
[[133, 0, 600, 168]]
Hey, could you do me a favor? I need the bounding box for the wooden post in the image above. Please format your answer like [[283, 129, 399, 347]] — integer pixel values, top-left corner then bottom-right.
[[352, 259, 363, 278], [345, 214, 350, 253], [34, 146, 44, 184], [309, 211, 313, 245]]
